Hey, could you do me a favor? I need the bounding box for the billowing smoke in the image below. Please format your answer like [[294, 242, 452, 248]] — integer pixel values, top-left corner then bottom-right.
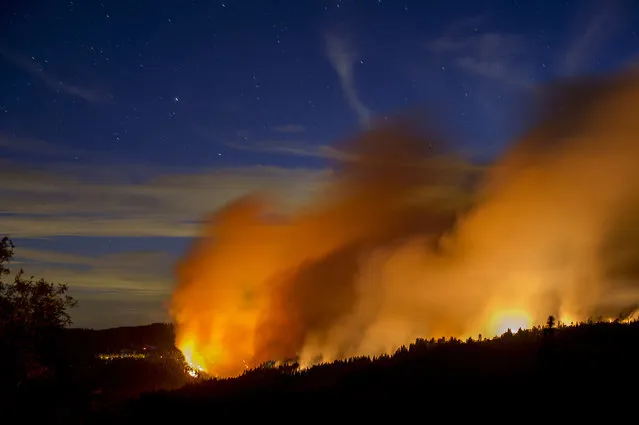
[[171, 70, 639, 377]]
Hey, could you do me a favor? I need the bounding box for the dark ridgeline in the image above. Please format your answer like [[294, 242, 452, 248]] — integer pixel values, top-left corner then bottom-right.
[[2, 236, 638, 423], [91, 319, 638, 424], [5, 310, 639, 422], [3, 322, 189, 424], [63, 322, 177, 356], [0, 237, 187, 423]]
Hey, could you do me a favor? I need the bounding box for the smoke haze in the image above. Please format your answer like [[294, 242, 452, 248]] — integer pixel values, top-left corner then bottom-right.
[[171, 70, 639, 377]]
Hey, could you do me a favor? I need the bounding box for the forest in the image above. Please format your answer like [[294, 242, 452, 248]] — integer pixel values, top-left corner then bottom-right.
[[2, 236, 637, 423], [8, 318, 634, 423]]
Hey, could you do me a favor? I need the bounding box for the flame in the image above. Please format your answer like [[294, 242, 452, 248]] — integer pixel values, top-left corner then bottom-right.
[[559, 314, 576, 326], [179, 338, 207, 372], [172, 70, 639, 377], [490, 309, 532, 335]]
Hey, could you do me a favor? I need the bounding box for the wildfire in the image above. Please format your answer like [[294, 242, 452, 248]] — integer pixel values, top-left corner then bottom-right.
[[559, 314, 576, 327], [490, 309, 532, 336], [180, 338, 207, 374], [171, 70, 639, 378]]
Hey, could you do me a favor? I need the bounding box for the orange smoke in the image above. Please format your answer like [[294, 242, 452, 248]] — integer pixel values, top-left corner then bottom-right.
[[171, 70, 639, 377]]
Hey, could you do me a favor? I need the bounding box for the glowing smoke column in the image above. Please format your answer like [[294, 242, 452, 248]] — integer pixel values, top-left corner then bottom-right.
[[446, 72, 639, 325], [171, 71, 639, 377], [171, 122, 474, 375]]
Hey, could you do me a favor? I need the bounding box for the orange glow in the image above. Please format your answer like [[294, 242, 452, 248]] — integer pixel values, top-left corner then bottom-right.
[[179, 338, 209, 374], [490, 309, 532, 335], [559, 314, 576, 326], [172, 72, 639, 377]]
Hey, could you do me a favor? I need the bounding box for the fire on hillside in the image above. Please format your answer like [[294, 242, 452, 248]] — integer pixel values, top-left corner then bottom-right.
[[172, 71, 639, 378]]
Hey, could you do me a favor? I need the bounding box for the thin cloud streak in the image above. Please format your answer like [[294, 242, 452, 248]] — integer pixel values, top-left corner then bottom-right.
[[427, 27, 533, 90], [559, 4, 621, 76], [0, 47, 110, 103], [0, 160, 330, 238], [16, 247, 173, 293], [325, 33, 372, 127], [11, 247, 174, 328], [272, 124, 308, 134], [226, 140, 356, 161], [0, 133, 86, 158]]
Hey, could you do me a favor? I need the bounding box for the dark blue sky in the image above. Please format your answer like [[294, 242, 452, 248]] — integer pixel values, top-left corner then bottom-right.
[[1, 0, 637, 328]]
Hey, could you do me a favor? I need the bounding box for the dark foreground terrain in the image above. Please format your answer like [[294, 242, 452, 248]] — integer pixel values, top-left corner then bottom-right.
[[5, 319, 638, 423], [85, 319, 639, 423], [3, 323, 193, 423]]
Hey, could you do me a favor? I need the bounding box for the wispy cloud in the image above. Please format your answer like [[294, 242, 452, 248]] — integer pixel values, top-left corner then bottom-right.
[[11, 247, 175, 328], [0, 133, 85, 158], [0, 159, 330, 238], [272, 124, 308, 134], [0, 47, 110, 103], [325, 33, 372, 127], [0, 149, 331, 327], [427, 18, 533, 90], [16, 248, 172, 294], [226, 140, 355, 161], [559, 4, 621, 76]]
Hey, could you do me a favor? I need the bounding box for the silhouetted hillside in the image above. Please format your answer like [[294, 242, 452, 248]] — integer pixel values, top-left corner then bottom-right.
[[92, 320, 639, 423], [5, 322, 187, 424], [62, 323, 175, 357]]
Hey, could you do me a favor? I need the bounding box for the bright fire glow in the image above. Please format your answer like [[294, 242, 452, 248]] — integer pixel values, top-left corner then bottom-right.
[[559, 314, 576, 326], [490, 309, 532, 336], [171, 72, 639, 378], [180, 338, 207, 373]]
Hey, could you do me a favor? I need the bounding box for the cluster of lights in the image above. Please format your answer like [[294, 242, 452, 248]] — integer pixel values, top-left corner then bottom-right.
[[97, 353, 147, 361]]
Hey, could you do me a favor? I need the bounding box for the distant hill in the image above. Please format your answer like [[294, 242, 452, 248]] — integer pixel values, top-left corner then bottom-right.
[[96, 320, 639, 423], [63, 323, 176, 356]]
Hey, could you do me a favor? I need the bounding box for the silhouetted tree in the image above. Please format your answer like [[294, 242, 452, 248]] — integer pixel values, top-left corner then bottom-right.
[[0, 236, 78, 391]]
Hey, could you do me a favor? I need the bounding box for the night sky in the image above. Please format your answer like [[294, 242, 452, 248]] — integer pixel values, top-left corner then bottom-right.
[[1, 0, 637, 329]]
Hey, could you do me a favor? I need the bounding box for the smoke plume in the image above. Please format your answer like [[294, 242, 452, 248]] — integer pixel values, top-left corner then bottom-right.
[[171, 70, 639, 377]]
